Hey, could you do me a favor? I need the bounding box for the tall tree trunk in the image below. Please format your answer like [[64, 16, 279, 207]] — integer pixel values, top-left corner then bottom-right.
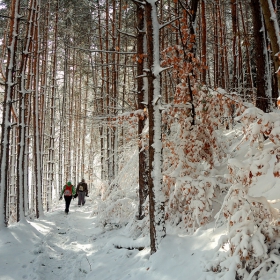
[[187, 0, 199, 125], [24, 42, 33, 216], [47, 0, 58, 210], [217, 0, 225, 89], [201, 0, 207, 84], [10, 128, 17, 223], [33, 0, 44, 218], [231, 0, 238, 90], [59, 40, 68, 192], [145, 0, 166, 255], [111, 0, 117, 181], [0, 0, 20, 227], [17, 0, 36, 221], [136, 2, 148, 220], [96, 0, 106, 181], [239, 2, 254, 101], [250, 0, 269, 112], [259, 0, 280, 94], [213, 2, 218, 88], [39, 0, 50, 209], [81, 60, 89, 179], [106, 0, 112, 184], [237, 16, 244, 97], [67, 49, 75, 181]]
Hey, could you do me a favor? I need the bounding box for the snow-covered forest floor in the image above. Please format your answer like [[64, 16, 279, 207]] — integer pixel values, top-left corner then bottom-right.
[[0, 199, 225, 280], [1, 121, 280, 280], [0, 201, 225, 280]]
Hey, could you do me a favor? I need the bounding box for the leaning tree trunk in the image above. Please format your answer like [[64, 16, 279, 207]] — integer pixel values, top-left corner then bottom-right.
[[145, 0, 166, 255]]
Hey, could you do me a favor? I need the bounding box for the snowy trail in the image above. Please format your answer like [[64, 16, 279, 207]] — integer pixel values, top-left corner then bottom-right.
[[0, 199, 221, 280], [5, 201, 102, 280]]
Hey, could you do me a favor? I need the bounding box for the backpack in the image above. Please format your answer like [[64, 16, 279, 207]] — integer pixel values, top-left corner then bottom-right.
[[64, 185, 73, 196]]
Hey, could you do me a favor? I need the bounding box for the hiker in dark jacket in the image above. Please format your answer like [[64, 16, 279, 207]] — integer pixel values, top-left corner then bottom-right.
[[60, 181, 76, 214], [76, 179, 88, 206]]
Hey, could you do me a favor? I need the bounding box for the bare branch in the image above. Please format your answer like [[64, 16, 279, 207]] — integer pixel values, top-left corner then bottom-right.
[[117, 29, 137, 38], [130, 0, 146, 5], [159, 16, 182, 30], [66, 44, 136, 55]]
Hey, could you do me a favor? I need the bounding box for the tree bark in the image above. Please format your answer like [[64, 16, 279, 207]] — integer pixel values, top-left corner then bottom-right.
[[0, 0, 20, 227], [17, 0, 36, 221], [250, 0, 269, 112], [136, 2, 148, 220], [259, 0, 280, 93], [47, 0, 58, 210], [231, 0, 238, 90], [201, 0, 207, 84], [33, 0, 44, 218], [145, 0, 166, 254]]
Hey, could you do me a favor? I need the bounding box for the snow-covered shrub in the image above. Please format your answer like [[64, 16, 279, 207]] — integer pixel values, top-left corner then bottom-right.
[[126, 197, 150, 238], [233, 107, 280, 179], [209, 108, 280, 279], [162, 114, 217, 231], [93, 109, 149, 233], [97, 196, 136, 229], [196, 87, 245, 132], [161, 85, 244, 233], [160, 17, 247, 233], [95, 143, 139, 229]]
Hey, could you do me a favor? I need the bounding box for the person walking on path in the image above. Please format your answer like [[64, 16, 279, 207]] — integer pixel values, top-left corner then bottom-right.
[[60, 181, 76, 214], [76, 179, 88, 206]]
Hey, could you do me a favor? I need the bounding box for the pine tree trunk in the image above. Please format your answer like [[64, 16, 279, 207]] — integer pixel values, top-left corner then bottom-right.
[[250, 0, 269, 112], [47, 0, 58, 210], [231, 0, 238, 90], [33, 0, 44, 218], [105, 0, 112, 184], [136, 2, 148, 220], [97, 0, 106, 181], [201, 0, 207, 84], [17, 0, 36, 220], [239, 2, 254, 101], [0, 0, 20, 227], [145, 0, 166, 254], [259, 0, 280, 94]]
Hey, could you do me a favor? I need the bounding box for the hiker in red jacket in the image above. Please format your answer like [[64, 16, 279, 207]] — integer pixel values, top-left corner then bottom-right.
[[60, 181, 76, 214]]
